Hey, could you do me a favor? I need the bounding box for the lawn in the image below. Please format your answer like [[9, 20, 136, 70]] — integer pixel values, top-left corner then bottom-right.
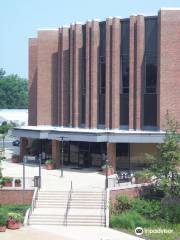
[[110, 196, 180, 240]]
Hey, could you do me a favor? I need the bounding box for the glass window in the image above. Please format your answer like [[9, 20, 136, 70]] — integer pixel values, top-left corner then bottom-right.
[[98, 22, 106, 126], [145, 55, 157, 93], [121, 55, 129, 93], [80, 25, 86, 125], [145, 18, 157, 54]]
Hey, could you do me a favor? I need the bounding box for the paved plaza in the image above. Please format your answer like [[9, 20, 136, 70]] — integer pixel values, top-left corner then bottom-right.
[[0, 226, 142, 240]]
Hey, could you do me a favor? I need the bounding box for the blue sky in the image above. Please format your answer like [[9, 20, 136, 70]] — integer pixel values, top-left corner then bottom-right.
[[0, 0, 180, 78]]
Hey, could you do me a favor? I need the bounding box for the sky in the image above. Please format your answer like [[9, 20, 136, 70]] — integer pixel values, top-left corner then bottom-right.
[[0, 0, 180, 79]]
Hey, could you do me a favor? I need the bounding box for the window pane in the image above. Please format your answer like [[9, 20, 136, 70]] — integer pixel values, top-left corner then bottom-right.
[[145, 55, 157, 93]]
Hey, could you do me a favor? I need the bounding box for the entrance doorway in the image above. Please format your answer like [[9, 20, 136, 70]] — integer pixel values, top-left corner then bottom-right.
[[63, 141, 106, 168], [116, 143, 130, 170]]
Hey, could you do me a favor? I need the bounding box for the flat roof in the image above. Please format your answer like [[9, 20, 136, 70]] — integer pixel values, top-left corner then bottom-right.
[[12, 125, 165, 143]]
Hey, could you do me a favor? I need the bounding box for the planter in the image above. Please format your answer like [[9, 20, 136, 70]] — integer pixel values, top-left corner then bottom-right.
[[7, 221, 22, 230], [46, 164, 54, 170], [11, 155, 20, 163], [15, 182, 21, 187], [0, 226, 6, 232], [102, 168, 114, 176], [135, 178, 152, 184], [3, 181, 12, 187]]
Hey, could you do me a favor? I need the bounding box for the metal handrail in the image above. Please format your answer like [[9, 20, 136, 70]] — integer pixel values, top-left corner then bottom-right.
[[64, 181, 73, 226], [104, 190, 107, 227], [104, 189, 109, 227], [27, 187, 39, 225]]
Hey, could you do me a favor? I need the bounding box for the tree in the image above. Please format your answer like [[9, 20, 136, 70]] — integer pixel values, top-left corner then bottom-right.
[[0, 68, 6, 79], [147, 112, 180, 197], [0, 69, 28, 109], [0, 121, 13, 156]]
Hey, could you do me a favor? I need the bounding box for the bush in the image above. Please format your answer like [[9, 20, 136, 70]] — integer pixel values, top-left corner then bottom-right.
[[0, 204, 29, 217], [8, 212, 23, 223], [131, 198, 161, 219], [0, 212, 8, 226], [2, 176, 13, 183], [45, 159, 53, 165], [0, 214, 8, 227], [161, 196, 180, 223], [134, 169, 153, 180], [110, 210, 151, 229], [115, 195, 132, 214]]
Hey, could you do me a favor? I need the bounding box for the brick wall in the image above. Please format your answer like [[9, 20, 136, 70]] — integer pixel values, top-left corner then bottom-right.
[[37, 30, 59, 125], [0, 190, 33, 205], [28, 10, 180, 130], [158, 9, 180, 129], [29, 38, 37, 126], [110, 185, 149, 205]]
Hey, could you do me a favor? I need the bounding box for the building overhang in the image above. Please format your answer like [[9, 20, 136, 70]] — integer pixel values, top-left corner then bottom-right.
[[11, 125, 165, 143]]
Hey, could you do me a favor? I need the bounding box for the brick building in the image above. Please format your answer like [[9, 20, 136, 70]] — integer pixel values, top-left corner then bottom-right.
[[13, 8, 180, 171]]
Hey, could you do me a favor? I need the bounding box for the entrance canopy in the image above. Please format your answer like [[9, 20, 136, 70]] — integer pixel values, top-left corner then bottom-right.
[[12, 125, 165, 143]]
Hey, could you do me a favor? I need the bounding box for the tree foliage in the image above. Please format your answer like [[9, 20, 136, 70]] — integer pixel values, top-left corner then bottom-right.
[[147, 112, 180, 197], [0, 68, 28, 109]]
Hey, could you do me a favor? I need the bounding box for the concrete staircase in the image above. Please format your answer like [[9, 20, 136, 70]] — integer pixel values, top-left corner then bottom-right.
[[28, 190, 105, 226]]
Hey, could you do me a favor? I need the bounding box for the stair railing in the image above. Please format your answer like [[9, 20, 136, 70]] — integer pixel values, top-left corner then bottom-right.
[[104, 189, 109, 227], [27, 187, 39, 225], [64, 181, 73, 226]]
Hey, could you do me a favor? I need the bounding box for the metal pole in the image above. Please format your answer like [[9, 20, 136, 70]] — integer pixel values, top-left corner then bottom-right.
[[23, 157, 25, 190], [39, 140, 42, 188], [105, 158, 108, 189], [61, 137, 64, 177]]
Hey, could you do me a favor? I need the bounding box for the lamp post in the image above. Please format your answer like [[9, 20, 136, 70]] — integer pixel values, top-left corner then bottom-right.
[[102, 153, 108, 189], [59, 137, 64, 177], [105, 157, 109, 189]]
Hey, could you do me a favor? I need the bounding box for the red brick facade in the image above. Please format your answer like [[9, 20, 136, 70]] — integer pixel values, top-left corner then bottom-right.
[[29, 9, 180, 130], [27, 10, 180, 171], [158, 9, 180, 129]]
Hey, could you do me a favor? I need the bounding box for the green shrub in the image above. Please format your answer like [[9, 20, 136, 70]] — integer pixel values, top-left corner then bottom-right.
[[2, 176, 13, 183], [8, 212, 23, 223], [45, 159, 53, 165], [1, 205, 29, 216], [134, 169, 153, 180], [131, 198, 161, 219], [110, 210, 151, 229], [115, 195, 132, 214], [161, 196, 180, 223], [0, 212, 8, 226]]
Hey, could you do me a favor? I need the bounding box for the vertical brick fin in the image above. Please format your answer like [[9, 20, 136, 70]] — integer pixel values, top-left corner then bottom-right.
[[73, 24, 83, 127], [105, 18, 112, 129], [135, 15, 144, 130], [69, 25, 75, 127], [52, 140, 61, 168], [129, 16, 136, 130], [158, 9, 180, 129], [107, 143, 116, 171], [37, 30, 59, 125], [29, 38, 37, 126], [85, 21, 91, 128], [90, 21, 99, 128], [20, 137, 28, 162], [111, 17, 120, 129], [59, 27, 70, 126]]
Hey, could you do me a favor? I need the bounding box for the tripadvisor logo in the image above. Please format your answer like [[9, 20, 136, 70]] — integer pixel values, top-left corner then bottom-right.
[[135, 227, 143, 236]]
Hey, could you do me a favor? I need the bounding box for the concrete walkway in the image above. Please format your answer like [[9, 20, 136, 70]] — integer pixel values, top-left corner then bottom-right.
[[0, 226, 143, 240], [31, 225, 143, 240], [0, 227, 68, 240], [2, 160, 106, 190]]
